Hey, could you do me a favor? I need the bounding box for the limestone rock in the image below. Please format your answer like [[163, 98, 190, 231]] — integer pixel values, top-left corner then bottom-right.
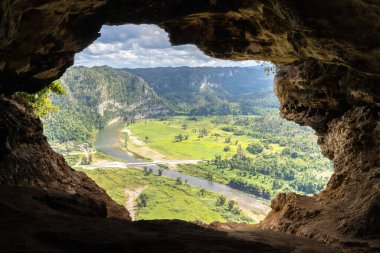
[[0, 96, 130, 220]]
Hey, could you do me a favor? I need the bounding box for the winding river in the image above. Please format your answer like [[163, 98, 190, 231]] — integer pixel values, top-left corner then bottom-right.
[[94, 122, 270, 220]]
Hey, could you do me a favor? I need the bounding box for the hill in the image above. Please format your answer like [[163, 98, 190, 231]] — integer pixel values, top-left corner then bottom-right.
[[44, 66, 171, 143], [44, 65, 275, 143], [127, 66, 277, 115]]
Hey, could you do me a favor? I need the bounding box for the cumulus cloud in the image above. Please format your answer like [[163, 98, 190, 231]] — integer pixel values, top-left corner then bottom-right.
[[74, 24, 262, 68]]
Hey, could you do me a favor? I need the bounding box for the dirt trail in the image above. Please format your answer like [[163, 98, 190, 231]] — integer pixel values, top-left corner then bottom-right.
[[124, 186, 148, 220]]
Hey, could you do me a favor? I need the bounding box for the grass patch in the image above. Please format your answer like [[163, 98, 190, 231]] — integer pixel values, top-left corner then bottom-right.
[[128, 116, 265, 160], [64, 154, 82, 166], [78, 168, 254, 224], [128, 149, 153, 162], [93, 151, 124, 163]]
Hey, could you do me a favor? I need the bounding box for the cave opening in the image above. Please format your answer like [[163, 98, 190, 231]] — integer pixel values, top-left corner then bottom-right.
[[1, 1, 379, 252], [41, 24, 333, 224]]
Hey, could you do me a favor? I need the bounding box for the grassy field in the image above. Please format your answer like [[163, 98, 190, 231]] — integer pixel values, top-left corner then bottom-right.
[[78, 168, 254, 224], [126, 115, 333, 197], [127, 116, 284, 160]]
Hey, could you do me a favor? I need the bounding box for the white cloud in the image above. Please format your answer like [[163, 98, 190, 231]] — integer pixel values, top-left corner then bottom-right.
[[75, 24, 262, 68]]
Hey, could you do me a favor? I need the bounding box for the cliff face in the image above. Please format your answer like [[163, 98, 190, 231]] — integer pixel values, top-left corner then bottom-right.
[[0, 0, 379, 252], [259, 61, 380, 247], [44, 66, 171, 143]]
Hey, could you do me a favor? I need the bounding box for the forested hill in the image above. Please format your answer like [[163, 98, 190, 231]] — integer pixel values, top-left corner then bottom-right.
[[44, 65, 276, 143], [127, 66, 277, 115], [44, 66, 171, 143]]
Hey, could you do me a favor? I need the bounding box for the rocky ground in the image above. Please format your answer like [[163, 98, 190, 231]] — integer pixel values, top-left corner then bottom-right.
[[0, 185, 339, 253]]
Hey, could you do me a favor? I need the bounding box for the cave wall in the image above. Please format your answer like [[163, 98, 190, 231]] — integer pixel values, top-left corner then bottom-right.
[[0, 96, 130, 220], [0, 0, 379, 250], [259, 61, 380, 245]]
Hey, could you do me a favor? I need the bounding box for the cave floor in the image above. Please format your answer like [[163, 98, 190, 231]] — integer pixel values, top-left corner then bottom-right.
[[0, 186, 339, 253]]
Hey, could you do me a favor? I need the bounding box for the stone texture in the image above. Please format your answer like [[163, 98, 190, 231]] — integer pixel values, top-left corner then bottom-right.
[[1, 1, 380, 93], [0, 0, 379, 252], [0, 96, 130, 220], [0, 185, 339, 253], [259, 61, 380, 249]]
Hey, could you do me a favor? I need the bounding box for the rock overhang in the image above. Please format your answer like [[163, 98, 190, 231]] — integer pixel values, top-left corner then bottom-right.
[[0, 0, 379, 251]]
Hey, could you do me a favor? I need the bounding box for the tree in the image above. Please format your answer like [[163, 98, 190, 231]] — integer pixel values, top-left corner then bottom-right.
[[159, 164, 169, 170], [206, 172, 214, 181], [216, 195, 226, 206], [237, 144, 246, 158], [228, 200, 236, 210], [174, 134, 183, 142], [144, 167, 152, 176], [138, 194, 148, 207], [246, 142, 264, 154], [198, 128, 209, 137], [13, 81, 66, 118]]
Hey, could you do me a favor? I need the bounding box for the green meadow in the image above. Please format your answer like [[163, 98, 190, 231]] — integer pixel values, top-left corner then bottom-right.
[[127, 115, 333, 198], [78, 168, 254, 224], [127, 116, 284, 160]]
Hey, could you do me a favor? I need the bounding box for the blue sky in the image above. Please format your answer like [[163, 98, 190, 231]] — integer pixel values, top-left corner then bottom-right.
[[75, 24, 262, 68]]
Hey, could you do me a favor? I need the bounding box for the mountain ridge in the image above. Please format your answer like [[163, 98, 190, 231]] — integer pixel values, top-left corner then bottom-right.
[[44, 65, 276, 143]]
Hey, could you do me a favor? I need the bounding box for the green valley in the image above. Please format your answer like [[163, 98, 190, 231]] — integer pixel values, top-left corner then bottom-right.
[[43, 65, 333, 225], [126, 114, 332, 199]]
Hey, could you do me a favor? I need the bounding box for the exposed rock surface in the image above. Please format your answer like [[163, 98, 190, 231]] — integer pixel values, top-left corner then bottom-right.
[[1, 1, 380, 94], [0, 1, 379, 253], [0, 96, 130, 220], [0, 185, 338, 253], [259, 61, 380, 250]]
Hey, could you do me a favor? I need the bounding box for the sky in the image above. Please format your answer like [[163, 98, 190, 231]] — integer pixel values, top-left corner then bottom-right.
[[74, 24, 262, 69]]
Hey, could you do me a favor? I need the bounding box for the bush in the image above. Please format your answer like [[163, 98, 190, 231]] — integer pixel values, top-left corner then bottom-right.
[[246, 142, 264, 154], [228, 200, 236, 210], [138, 193, 148, 207], [174, 134, 183, 142], [216, 195, 226, 206]]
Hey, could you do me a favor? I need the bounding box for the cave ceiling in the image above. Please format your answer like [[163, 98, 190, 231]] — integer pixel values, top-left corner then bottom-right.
[[1, 0, 380, 94], [0, 1, 379, 251]]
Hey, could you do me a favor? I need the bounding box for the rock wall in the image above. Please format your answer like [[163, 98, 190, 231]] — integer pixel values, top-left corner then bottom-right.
[[0, 96, 130, 220], [259, 61, 380, 248], [2, 1, 380, 94], [0, 0, 379, 251]]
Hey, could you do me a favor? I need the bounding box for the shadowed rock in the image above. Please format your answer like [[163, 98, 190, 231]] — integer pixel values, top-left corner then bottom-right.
[[0, 1, 379, 252]]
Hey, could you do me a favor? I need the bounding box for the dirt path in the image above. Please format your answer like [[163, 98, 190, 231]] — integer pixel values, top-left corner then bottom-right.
[[124, 186, 148, 220]]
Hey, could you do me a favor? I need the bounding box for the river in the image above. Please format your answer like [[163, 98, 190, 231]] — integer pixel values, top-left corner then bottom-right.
[[95, 122, 270, 220]]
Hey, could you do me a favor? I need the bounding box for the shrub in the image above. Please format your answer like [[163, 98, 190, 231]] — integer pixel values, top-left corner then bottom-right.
[[216, 195, 226, 206], [246, 142, 264, 154], [138, 194, 148, 207], [228, 200, 236, 210]]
